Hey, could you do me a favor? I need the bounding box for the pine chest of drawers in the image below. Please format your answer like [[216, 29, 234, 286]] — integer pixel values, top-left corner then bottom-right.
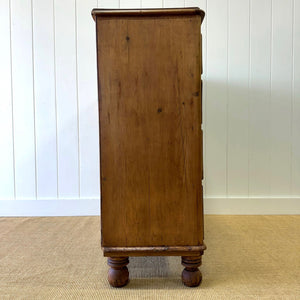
[[92, 7, 206, 287]]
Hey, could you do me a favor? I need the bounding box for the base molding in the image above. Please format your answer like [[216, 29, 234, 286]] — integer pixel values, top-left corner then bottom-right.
[[0, 197, 299, 216], [103, 245, 206, 257], [204, 197, 300, 214], [0, 199, 100, 216]]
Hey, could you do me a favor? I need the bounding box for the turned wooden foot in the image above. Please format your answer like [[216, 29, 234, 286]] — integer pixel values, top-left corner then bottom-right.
[[181, 255, 203, 287], [107, 257, 129, 287]]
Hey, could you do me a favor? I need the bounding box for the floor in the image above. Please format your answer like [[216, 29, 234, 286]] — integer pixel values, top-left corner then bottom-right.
[[0, 216, 299, 299]]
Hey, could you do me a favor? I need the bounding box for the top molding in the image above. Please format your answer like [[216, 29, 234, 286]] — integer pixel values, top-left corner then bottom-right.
[[91, 7, 205, 23]]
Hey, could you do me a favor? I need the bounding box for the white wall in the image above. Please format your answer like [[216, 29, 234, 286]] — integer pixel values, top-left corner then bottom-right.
[[0, 0, 299, 216]]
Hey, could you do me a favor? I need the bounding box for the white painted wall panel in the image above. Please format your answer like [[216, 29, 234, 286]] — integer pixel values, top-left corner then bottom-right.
[[227, 0, 250, 196], [248, 0, 272, 197], [270, 0, 293, 196], [32, 0, 58, 198], [54, 0, 79, 198], [120, 0, 140, 9], [292, 0, 300, 196], [0, 0, 15, 199], [97, 0, 119, 8], [164, 0, 184, 8], [0, 0, 300, 215], [205, 0, 228, 196], [10, 0, 36, 199], [76, 0, 100, 198], [142, 0, 162, 8]]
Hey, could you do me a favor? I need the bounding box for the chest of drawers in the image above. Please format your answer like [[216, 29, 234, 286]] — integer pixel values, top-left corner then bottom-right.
[[92, 7, 206, 287]]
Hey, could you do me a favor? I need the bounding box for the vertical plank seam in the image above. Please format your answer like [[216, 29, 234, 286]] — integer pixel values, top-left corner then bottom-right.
[[75, 0, 81, 198], [226, 0, 229, 197], [9, 0, 16, 199], [31, 0, 38, 199], [269, 0, 273, 196], [53, 0, 59, 198], [290, 0, 295, 195], [247, 0, 251, 198]]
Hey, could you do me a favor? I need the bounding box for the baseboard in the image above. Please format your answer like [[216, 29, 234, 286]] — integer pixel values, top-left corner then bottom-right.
[[0, 197, 299, 216], [204, 197, 300, 214], [0, 199, 100, 217]]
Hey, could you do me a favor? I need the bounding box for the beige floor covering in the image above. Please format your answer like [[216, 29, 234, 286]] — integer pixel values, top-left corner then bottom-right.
[[0, 216, 299, 299]]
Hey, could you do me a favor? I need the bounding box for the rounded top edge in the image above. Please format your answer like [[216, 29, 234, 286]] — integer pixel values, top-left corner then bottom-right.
[[91, 7, 205, 23]]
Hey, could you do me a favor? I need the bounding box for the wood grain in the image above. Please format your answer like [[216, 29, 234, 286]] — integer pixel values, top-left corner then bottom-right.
[[96, 12, 204, 248]]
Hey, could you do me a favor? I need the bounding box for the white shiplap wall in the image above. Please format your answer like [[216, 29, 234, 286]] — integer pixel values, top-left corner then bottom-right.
[[0, 0, 299, 216]]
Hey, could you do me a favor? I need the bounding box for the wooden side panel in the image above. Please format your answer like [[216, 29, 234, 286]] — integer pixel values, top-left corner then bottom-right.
[[97, 15, 203, 247]]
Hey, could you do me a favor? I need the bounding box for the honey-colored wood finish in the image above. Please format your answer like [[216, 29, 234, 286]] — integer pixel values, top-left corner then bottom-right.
[[92, 7, 205, 287], [103, 245, 206, 257]]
